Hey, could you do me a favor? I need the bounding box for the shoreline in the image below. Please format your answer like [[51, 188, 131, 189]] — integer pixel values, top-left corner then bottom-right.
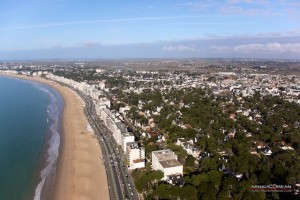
[[0, 73, 110, 200]]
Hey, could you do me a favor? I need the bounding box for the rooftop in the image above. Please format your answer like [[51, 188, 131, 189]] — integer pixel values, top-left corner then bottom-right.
[[127, 142, 139, 149], [122, 131, 134, 137], [133, 159, 145, 163], [152, 149, 176, 161], [116, 122, 127, 133], [159, 159, 182, 168]]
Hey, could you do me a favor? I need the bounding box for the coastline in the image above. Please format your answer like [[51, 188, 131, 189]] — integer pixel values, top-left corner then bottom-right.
[[0, 73, 109, 200]]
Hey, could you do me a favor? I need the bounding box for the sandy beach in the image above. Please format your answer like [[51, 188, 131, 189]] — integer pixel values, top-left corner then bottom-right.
[[0, 74, 109, 200]]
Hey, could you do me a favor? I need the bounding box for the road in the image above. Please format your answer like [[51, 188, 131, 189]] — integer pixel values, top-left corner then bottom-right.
[[71, 87, 140, 200]]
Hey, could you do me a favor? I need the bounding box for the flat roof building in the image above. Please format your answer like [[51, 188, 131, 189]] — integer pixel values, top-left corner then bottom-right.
[[152, 149, 183, 179], [126, 142, 145, 169]]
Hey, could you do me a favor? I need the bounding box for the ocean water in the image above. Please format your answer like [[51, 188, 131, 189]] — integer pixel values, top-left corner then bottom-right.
[[0, 76, 63, 200]]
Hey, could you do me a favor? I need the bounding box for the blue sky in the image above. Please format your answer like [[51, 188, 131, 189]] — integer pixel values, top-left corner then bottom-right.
[[0, 0, 300, 59]]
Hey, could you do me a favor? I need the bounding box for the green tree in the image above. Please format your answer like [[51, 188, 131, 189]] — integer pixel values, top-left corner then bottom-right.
[[185, 155, 195, 167], [208, 170, 223, 188]]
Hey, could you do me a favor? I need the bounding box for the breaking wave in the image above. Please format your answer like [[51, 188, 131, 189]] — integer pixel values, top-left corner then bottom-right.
[[33, 86, 61, 200]]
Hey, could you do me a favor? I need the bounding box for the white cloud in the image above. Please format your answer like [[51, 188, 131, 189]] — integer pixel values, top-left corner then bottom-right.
[[162, 45, 196, 52], [233, 43, 300, 53], [212, 43, 300, 54], [218, 5, 277, 16]]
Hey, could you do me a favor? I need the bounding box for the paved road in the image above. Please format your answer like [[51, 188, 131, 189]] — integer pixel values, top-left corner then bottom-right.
[[74, 89, 140, 200]]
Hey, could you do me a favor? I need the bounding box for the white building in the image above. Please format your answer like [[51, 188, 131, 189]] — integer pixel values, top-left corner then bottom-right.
[[152, 149, 183, 179], [100, 108, 134, 152], [126, 142, 145, 169], [98, 80, 106, 90], [121, 131, 135, 153], [115, 122, 127, 145], [90, 88, 101, 100], [95, 98, 111, 115]]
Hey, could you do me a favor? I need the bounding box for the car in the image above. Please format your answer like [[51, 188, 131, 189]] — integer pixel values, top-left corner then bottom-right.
[[130, 192, 134, 196]]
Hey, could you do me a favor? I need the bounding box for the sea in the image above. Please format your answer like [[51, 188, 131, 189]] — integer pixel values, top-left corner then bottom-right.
[[0, 76, 63, 200]]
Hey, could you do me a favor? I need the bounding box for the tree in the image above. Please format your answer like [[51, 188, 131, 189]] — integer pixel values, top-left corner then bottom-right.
[[185, 155, 195, 167], [208, 170, 223, 188], [153, 183, 199, 200], [144, 144, 158, 158], [134, 170, 163, 194], [192, 174, 209, 187], [200, 157, 218, 171]]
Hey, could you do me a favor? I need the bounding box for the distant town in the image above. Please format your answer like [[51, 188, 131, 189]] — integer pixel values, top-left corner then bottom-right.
[[1, 59, 300, 199]]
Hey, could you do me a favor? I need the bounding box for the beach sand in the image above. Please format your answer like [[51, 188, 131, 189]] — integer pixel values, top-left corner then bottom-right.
[[1, 74, 109, 200]]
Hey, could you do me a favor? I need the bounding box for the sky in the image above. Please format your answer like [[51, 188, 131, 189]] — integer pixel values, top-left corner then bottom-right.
[[0, 0, 299, 60]]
